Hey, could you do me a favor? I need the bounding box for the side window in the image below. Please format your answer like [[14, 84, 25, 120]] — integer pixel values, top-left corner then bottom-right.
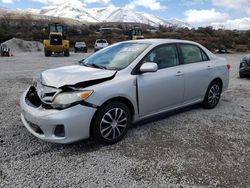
[[143, 44, 179, 69], [180, 44, 204, 64], [201, 50, 209, 61]]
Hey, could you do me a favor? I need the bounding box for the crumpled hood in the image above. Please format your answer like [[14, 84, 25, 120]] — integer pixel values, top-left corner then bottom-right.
[[40, 65, 116, 88]]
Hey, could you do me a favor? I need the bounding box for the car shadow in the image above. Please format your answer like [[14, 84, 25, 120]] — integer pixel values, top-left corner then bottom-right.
[[238, 76, 250, 80], [46, 104, 202, 156], [133, 103, 202, 128], [48, 139, 102, 157]]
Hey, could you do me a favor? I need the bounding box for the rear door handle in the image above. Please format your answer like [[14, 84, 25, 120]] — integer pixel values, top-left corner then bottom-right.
[[176, 71, 184, 76]]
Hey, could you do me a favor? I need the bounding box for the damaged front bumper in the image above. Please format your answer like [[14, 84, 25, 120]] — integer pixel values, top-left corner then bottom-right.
[[20, 89, 97, 144]]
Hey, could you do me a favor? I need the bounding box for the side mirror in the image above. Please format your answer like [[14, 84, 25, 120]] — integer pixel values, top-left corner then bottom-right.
[[140, 62, 158, 73]]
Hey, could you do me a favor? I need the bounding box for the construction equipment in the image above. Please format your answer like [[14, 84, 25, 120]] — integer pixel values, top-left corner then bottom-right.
[[43, 23, 70, 57], [128, 27, 144, 40], [0, 44, 11, 56]]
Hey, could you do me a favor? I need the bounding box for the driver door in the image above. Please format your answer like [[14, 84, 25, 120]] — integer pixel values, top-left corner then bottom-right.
[[137, 44, 185, 117]]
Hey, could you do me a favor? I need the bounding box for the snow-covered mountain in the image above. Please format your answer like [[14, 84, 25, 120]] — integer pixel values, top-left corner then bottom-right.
[[33, 3, 190, 28], [39, 2, 99, 23], [0, 2, 190, 28]]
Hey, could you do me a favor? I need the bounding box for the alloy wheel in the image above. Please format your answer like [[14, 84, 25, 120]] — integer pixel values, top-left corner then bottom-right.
[[100, 108, 128, 140], [208, 84, 221, 106]]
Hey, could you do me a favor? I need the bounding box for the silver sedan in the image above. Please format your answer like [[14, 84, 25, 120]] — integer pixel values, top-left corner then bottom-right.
[[20, 39, 230, 144]]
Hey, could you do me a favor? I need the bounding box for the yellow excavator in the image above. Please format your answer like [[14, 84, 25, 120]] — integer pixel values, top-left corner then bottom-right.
[[43, 23, 70, 57], [128, 27, 144, 40]]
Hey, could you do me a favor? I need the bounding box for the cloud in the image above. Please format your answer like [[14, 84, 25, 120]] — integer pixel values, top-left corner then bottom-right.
[[211, 0, 250, 15], [185, 8, 229, 24], [181, 0, 207, 6], [31, 0, 110, 5], [212, 17, 250, 30], [125, 0, 166, 11], [1, 0, 14, 3], [84, 0, 110, 3]]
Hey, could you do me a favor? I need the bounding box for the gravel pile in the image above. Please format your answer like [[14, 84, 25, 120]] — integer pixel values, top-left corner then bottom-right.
[[2, 38, 43, 54], [0, 52, 250, 187]]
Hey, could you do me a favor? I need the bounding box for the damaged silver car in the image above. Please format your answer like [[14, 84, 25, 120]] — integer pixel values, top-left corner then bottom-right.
[[20, 39, 230, 144]]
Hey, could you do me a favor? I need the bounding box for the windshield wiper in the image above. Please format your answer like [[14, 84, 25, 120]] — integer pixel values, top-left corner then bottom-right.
[[85, 63, 107, 69]]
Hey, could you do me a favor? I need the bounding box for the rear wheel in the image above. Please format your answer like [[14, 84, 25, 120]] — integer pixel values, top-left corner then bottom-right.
[[92, 102, 131, 145], [203, 80, 222, 109], [64, 49, 70, 56]]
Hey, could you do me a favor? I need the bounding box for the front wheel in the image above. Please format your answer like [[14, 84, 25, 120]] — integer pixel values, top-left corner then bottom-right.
[[44, 49, 52, 57], [64, 49, 70, 57], [239, 73, 246, 78], [92, 102, 131, 145], [203, 81, 222, 109]]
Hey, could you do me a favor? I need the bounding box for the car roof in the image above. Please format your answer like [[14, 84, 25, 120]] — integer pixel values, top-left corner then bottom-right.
[[96, 39, 107, 41], [122, 39, 201, 46]]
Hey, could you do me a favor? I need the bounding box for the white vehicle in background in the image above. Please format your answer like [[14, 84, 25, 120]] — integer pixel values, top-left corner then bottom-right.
[[94, 39, 109, 52]]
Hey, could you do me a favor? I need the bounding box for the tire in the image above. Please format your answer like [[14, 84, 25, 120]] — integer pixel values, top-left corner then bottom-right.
[[239, 73, 246, 78], [44, 49, 51, 57], [203, 80, 222, 109], [64, 49, 70, 57], [91, 102, 131, 145]]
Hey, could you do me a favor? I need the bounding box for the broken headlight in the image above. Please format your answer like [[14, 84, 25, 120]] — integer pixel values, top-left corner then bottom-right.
[[52, 90, 93, 109]]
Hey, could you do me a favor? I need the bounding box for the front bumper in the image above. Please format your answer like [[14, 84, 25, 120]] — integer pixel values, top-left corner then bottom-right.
[[240, 67, 250, 75], [75, 47, 87, 51], [20, 90, 97, 144]]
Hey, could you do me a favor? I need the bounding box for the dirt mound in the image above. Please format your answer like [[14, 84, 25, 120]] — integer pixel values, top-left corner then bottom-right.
[[2, 38, 43, 53]]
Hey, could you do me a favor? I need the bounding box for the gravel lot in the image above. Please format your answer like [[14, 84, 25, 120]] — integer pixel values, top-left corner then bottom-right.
[[0, 52, 250, 187]]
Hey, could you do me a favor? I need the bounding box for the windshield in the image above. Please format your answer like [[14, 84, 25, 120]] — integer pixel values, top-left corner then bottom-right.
[[75, 42, 86, 46], [82, 42, 149, 70]]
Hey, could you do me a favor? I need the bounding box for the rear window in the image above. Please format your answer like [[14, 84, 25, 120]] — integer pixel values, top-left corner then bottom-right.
[[97, 40, 107, 43], [75, 42, 85, 45]]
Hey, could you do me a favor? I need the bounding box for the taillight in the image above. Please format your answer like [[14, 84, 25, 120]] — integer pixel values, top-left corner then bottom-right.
[[226, 64, 231, 70]]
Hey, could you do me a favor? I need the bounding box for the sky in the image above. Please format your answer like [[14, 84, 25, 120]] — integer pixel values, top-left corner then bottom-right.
[[0, 0, 250, 29]]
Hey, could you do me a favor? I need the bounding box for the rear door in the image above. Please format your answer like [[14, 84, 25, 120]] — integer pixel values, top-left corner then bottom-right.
[[137, 44, 185, 117], [179, 44, 213, 103]]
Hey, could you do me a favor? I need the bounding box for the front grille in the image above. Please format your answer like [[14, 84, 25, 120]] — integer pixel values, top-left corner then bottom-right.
[[50, 34, 62, 45], [246, 59, 250, 67], [26, 119, 44, 135]]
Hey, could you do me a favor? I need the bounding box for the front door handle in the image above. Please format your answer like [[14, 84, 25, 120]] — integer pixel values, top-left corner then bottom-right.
[[207, 65, 213, 70], [176, 71, 184, 76]]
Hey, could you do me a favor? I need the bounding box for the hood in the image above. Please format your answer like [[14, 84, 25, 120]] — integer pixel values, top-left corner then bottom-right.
[[40, 65, 116, 88]]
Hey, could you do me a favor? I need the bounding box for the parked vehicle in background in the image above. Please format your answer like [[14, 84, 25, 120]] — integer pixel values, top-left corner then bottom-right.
[[74, 42, 87, 53], [20, 39, 230, 145], [128, 27, 144, 40], [1, 44, 11, 56], [94, 39, 109, 52], [216, 46, 227, 54], [239, 54, 250, 78]]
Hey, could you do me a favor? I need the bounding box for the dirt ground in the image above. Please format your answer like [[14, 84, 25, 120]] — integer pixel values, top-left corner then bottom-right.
[[0, 52, 250, 187]]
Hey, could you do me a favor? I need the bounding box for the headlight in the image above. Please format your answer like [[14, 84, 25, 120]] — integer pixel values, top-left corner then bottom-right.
[[241, 62, 246, 68], [52, 90, 93, 108]]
